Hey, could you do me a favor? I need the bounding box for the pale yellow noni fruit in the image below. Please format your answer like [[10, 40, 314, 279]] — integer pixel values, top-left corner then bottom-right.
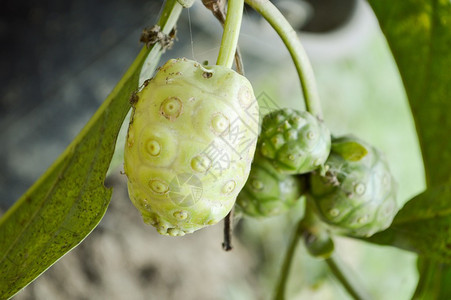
[[124, 58, 259, 236]]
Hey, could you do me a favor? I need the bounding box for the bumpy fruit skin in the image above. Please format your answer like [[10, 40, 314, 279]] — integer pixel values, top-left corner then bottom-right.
[[124, 58, 259, 236], [309, 136, 397, 237], [236, 153, 304, 218], [258, 108, 331, 175]]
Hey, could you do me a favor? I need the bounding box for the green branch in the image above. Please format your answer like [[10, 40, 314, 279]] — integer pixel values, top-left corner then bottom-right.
[[244, 0, 323, 119], [216, 0, 244, 68]]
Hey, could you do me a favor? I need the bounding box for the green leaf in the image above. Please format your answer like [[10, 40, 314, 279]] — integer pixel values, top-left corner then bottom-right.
[[368, 0, 451, 297], [368, 0, 451, 187], [0, 51, 136, 298], [365, 184, 451, 262], [364, 186, 451, 296], [0, 1, 182, 298], [412, 258, 451, 299], [331, 140, 368, 162]]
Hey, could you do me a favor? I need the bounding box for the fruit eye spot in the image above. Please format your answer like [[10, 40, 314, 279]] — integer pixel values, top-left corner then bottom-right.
[[382, 173, 391, 186], [358, 215, 368, 224], [286, 129, 298, 140], [292, 116, 305, 128], [307, 130, 316, 140], [173, 210, 189, 220], [211, 113, 230, 135], [260, 142, 272, 157], [251, 179, 264, 190], [143, 215, 157, 226], [271, 135, 285, 147], [354, 183, 366, 195], [328, 208, 340, 217], [238, 85, 254, 109], [282, 121, 291, 130], [149, 179, 169, 194], [160, 97, 182, 120], [190, 154, 212, 173], [276, 115, 285, 122], [146, 140, 161, 156], [167, 228, 185, 236], [222, 180, 236, 194]]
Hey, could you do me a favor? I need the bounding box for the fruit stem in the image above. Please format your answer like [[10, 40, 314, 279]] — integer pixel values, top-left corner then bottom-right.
[[158, 0, 184, 29], [137, 0, 183, 82], [202, 0, 245, 74], [273, 217, 304, 300], [325, 254, 371, 300], [216, 0, 244, 68], [305, 198, 371, 300], [274, 198, 371, 299], [244, 0, 323, 120]]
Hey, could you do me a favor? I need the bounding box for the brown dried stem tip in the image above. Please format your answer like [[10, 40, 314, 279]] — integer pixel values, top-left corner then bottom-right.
[[202, 0, 227, 22]]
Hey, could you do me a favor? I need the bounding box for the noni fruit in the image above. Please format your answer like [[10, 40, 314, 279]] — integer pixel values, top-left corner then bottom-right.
[[236, 153, 304, 218], [124, 58, 259, 236], [309, 135, 398, 237], [258, 108, 331, 175]]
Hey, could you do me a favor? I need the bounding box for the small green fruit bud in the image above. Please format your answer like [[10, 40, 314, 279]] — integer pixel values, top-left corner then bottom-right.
[[310, 135, 398, 237], [236, 153, 304, 218], [258, 109, 331, 175]]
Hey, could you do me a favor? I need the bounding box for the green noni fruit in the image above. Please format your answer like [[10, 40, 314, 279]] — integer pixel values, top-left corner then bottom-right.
[[258, 108, 331, 175], [236, 153, 304, 218], [309, 135, 398, 237], [124, 58, 259, 236]]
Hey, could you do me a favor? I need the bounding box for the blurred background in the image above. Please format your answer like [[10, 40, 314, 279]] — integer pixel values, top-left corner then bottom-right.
[[0, 0, 425, 299]]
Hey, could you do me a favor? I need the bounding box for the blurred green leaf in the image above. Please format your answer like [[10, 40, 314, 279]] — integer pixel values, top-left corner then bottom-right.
[[368, 0, 451, 298], [368, 0, 451, 187], [412, 258, 451, 299], [365, 184, 451, 262], [0, 1, 182, 298]]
